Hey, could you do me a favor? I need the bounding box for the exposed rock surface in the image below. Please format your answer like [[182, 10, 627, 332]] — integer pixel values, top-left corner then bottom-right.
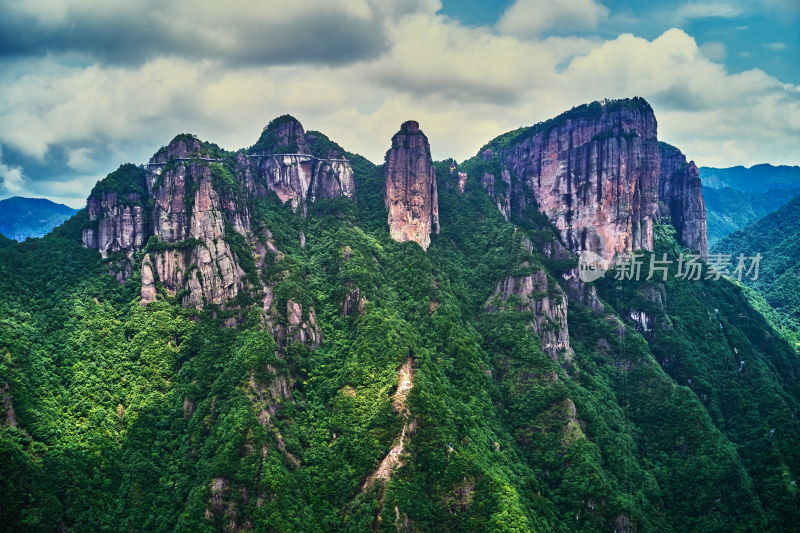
[[82, 118, 357, 341], [243, 117, 355, 214], [82, 192, 146, 259], [141, 139, 248, 308], [492, 98, 661, 261], [384, 121, 440, 250], [659, 143, 709, 257], [476, 98, 709, 260], [486, 268, 573, 363]]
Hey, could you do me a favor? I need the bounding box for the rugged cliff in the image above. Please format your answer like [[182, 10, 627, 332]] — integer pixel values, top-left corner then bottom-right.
[[477, 98, 661, 260], [384, 120, 440, 250], [81, 117, 355, 337], [659, 142, 709, 257], [244, 116, 356, 215], [470, 98, 707, 260], [11, 98, 800, 533]]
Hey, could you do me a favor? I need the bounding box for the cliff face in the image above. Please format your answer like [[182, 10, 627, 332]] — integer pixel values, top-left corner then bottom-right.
[[659, 143, 709, 257], [476, 98, 708, 260], [384, 121, 440, 250], [243, 117, 355, 215], [82, 118, 357, 337], [486, 269, 573, 363], [141, 140, 248, 308], [493, 99, 661, 261], [82, 191, 146, 259]]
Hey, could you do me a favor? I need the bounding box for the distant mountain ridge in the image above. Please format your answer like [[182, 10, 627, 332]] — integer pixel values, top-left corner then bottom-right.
[[0, 196, 78, 241], [700, 164, 800, 192], [704, 186, 800, 245]]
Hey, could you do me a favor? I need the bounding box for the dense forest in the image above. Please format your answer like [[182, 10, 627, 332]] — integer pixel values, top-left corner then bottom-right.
[[702, 187, 800, 245], [714, 194, 800, 349], [1, 110, 799, 532]]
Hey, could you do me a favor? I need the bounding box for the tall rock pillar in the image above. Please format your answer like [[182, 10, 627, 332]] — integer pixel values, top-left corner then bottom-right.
[[384, 120, 440, 250]]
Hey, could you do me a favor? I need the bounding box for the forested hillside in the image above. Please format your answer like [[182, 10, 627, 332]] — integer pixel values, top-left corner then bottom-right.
[[1, 100, 798, 532], [700, 164, 800, 192], [714, 195, 800, 348], [703, 187, 800, 245]]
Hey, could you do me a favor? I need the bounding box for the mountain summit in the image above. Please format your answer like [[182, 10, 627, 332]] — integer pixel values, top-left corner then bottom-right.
[[6, 98, 798, 532]]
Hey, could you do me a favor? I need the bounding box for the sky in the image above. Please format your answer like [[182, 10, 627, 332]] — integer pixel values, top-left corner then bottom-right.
[[0, 0, 798, 208]]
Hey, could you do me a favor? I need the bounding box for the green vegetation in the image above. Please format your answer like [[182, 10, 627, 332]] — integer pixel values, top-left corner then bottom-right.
[[700, 164, 800, 193], [714, 194, 800, 347], [703, 186, 800, 245], [477, 97, 651, 158], [250, 115, 303, 154], [89, 163, 147, 199], [1, 123, 799, 531]]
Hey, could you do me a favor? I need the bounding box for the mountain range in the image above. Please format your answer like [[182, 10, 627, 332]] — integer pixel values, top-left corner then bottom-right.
[[0, 97, 798, 532], [0, 197, 78, 242]]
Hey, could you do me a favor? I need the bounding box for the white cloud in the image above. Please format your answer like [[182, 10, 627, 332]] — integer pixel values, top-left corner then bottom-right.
[[700, 41, 727, 61], [497, 0, 609, 38], [0, 148, 27, 194], [763, 41, 787, 50], [672, 1, 744, 23], [0, 2, 798, 207]]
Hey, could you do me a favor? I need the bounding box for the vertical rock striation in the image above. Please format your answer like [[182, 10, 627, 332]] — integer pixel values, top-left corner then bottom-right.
[[82, 117, 357, 336], [658, 143, 709, 257], [492, 98, 661, 261], [384, 121, 440, 250], [475, 98, 708, 260], [244, 116, 356, 215]]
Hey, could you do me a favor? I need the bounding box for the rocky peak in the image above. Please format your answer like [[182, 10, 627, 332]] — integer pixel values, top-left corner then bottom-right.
[[251, 115, 310, 155], [81, 164, 148, 263], [658, 143, 709, 257], [490, 98, 660, 261], [82, 122, 357, 341], [151, 134, 206, 165], [384, 120, 440, 250]]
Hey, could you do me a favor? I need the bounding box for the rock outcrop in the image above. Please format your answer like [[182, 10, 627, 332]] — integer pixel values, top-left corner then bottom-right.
[[475, 98, 709, 261], [490, 98, 661, 261], [81, 165, 148, 261], [141, 137, 248, 308], [243, 117, 355, 215], [486, 267, 573, 363], [384, 121, 440, 250], [658, 143, 709, 257], [82, 118, 357, 338]]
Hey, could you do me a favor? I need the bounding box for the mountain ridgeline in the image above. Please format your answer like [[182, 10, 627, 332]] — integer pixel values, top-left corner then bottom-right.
[[0, 197, 78, 242], [1, 98, 798, 532]]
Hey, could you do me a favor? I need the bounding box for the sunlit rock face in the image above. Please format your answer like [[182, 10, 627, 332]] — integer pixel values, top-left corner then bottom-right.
[[499, 99, 660, 261], [384, 120, 440, 250]]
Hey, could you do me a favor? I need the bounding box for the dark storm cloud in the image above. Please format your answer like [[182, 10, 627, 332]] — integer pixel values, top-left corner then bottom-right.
[[0, 1, 391, 66]]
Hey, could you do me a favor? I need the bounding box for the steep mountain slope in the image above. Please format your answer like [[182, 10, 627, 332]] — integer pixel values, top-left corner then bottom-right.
[[0, 196, 78, 241], [703, 187, 800, 245], [1, 98, 798, 532], [714, 194, 800, 347]]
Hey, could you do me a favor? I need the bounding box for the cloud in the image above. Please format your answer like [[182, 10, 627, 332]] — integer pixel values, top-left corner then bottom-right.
[[0, 0, 414, 67], [763, 41, 787, 50], [561, 29, 800, 165], [672, 1, 744, 23], [700, 41, 727, 61], [0, 1, 798, 208], [0, 148, 27, 194], [496, 0, 609, 38]]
